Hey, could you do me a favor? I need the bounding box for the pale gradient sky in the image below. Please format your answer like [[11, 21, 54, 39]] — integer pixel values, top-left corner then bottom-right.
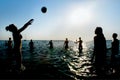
[[0, 0, 120, 42]]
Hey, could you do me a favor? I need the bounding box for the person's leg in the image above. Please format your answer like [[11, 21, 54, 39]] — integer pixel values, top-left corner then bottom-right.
[[15, 51, 22, 70]]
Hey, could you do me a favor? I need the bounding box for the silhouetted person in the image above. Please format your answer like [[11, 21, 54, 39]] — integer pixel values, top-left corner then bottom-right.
[[7, 37, 13, 69], [92, 27, 107, 76], [78, 37, 83, 53], [7, 37, 12, 54], [29, 39, 34, 50], [111, 33, 119, 64], [64, 38, 69, 50], [48, 40, 53, 49], [8, 37, 12, 50], [5, 19, 34, 71]]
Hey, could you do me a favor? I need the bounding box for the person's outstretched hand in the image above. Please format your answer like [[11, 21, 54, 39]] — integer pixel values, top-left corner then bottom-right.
[[26, 19, 34, 25]]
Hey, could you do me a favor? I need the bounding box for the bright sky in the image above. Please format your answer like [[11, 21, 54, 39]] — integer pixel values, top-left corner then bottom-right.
[[0, 0, 120, 42]]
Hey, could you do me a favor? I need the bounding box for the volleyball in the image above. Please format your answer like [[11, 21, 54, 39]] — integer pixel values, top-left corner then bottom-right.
[[41, 6, 47, 13]]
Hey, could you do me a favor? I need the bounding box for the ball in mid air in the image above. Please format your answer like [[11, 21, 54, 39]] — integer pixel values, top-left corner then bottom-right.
[[41, 6, 47, 13]]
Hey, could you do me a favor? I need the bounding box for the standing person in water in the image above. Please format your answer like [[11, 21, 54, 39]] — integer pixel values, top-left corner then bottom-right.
[[7, 37, 12, 55], [92, 27, 107, 76], [111, 33, 119, 65], [64, 38, 69, 50], [5, 19, 34, 71], [8, 37, 12, 50], [77, 37, 83, 53], [48, 40, 53, 49], [7, 37, 13, 69], [29, 39, 34, 50]]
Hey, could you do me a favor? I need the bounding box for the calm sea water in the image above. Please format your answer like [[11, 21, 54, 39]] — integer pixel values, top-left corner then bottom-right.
[[0, 40, 120, 79]]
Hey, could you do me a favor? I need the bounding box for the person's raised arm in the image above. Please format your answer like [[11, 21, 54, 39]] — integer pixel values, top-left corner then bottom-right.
[[18, 19, 34, 32]]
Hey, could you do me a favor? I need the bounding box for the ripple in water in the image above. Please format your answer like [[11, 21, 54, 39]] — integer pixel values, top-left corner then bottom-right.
[[0, 40, 120, 79]]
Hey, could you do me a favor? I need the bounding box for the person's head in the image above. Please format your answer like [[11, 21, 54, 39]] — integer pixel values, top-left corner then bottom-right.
[[66, 38, 68, 41], [112, 33, 118, 39], [30, 39, 32, 42], [9, 37, 11, 40], [95, 27, 103, 35], [5, 24, 17, 32], [79, 37, 81, 40]]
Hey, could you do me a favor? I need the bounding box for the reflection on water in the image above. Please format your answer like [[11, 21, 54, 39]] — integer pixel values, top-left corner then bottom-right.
[[0, 40, 120, 79]]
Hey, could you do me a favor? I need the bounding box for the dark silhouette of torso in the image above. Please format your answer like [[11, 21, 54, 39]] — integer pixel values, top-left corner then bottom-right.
[[78, 38, 83, 53], [13, 31, 22, 51], [29, 40, 34, 50], [8, 38, 12, 50], [94, 34, 106, 65], [64, 38, 69, 49], [112, 39, 119, 55], [111, 33, 119, 63], [92, 27, 107, 76], [49, 40, 53, 49]]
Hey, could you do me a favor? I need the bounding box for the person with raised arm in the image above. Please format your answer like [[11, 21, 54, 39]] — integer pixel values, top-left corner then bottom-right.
[[75, 37, 83, 53], [5, 19, 34, 71]]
